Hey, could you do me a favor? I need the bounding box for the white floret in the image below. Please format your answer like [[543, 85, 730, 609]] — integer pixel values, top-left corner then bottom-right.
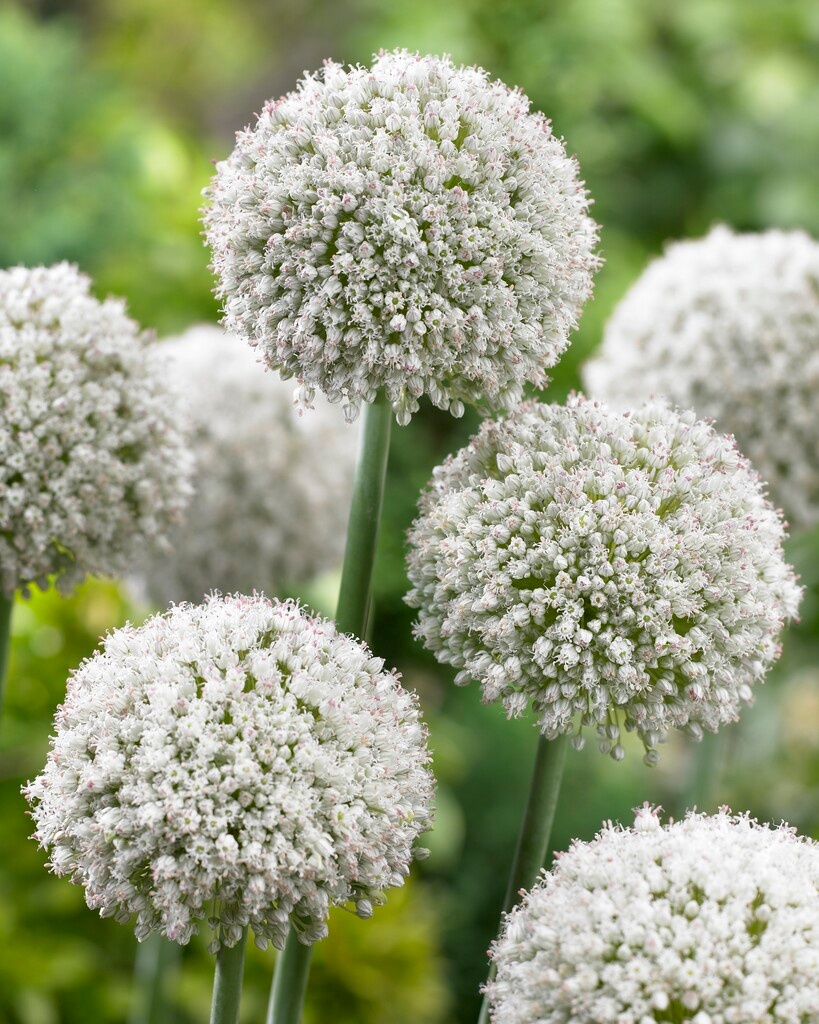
[[584, 226, 819, 528], [487, 808, 819, 1023], [135, 325, 358, 605], [204, 49, 600, 424], [406, 396, 801, 759], [25, 594, 434, 950], [0, 263, 193, 595]]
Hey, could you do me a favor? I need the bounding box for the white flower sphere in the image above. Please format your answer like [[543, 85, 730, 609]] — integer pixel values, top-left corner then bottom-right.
[[583, 226, 819, 528], [25, 594, 434, 949], [406, 396, 801, 761], [0, 263, 193, 595], [135, 324, 358, 606], [487, 807, 819, 1024], [204, 49, 600, 425]]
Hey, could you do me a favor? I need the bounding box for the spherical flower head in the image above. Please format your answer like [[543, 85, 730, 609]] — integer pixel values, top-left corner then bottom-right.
[[584, 225, 819, 529], [0, 264, 193, 596], [204, 49, 600, 425], [25, 595, 434, 950], [487, 807, 819, 1023], [135, 325, 358, 606], [406, 396, 801, 761]]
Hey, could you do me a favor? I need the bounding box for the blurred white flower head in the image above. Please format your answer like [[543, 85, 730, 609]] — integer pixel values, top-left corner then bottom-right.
[[26, 594, 434, 950], [406, 396, 800, 761], [135, 324, 358, 606], [584, 225, 819, 528], [204, 49, 600, 425], [487, 807, 819, 1023], [0, 263, 193, 596]]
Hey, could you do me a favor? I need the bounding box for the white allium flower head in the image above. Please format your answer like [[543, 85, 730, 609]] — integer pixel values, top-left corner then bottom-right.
[[487, 807, 819, 1024], [135, 325, 358, 606], [584, 225, 819, 528], [406, 396, 801, 761], [0, 264, 193, 596], [25, 594, 434, 950], [204, 49, 600, 425]]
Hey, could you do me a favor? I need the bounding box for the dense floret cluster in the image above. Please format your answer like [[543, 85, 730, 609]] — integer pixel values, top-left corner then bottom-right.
[[487, 807, 819, 1023], [26, 595, 434, 949], [406, 397, 801, 760], [0, 263, 192, 595], [204, 49, 600, 424], [584, 226, 819, 528], [136, 325, 358, 605]]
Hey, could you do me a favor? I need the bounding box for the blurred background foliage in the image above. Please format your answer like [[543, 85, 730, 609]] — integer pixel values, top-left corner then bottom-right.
[[1, 0, 819, 1020]]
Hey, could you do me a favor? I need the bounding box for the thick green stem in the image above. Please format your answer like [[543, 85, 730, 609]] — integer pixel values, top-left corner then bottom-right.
[[0, 591, 14, 724], [266, 928, 313, 1024], [477, 734, 568, 1024], [128, 935, 180, 1024], [681, 727, 734, 815], [209, 929, 248, 1024], [266, 393, 393, 1024], [499, 734, 568, 914], [334, 393, 392, 637]]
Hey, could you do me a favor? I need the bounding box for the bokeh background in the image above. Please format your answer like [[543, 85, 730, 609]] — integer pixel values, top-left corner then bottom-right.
[[2, 1, 819, 1021]]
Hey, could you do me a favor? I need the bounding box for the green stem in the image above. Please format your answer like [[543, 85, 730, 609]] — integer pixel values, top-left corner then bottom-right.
[[477, 733, 568, 1024], [128, 934, 180, 1024], [209, 929, 248, 1024], [681, 727, 734, 815], [0, 590, 14, 725], [334, 393, 392, 637], [266, 393, 393, 1024], [266, 928, 313, 1024]]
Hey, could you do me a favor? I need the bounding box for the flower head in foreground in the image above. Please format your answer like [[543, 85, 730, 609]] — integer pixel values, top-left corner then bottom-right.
[[0, 263, 193, 596], [583, 225, 819, 528], [406, 396, 801, 761], [487, 807, 819, 1023], [135, 325, 358, 606], [25, 594, 434, 949], [204, 49, 600, 425]]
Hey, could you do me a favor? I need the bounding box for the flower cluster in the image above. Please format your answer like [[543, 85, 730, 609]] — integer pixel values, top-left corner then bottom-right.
[[204, 49, 600, 424], [583, 226, 819, 528], [135, 325, 358, 606], [0, 264, 193, 596], [406, 396, 801, 760], [487, 807, 819, 1023], [26, 594, 434, 949]]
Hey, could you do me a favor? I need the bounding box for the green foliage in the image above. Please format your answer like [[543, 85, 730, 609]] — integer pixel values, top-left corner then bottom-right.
[[0, 6, 215, 332]]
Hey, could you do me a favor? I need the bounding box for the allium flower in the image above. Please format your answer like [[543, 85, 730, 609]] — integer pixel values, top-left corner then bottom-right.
[[487, 807, 819, 1023], [25, 594, 433, 950], [583, 226, 819, 528], [204, 49, 600, 425], [135, 325, 358, 606], [0, 264, 192, 596], [406, 396, 801, 761]]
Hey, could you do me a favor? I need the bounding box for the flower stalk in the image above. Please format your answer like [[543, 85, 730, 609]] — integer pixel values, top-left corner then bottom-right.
[[266, 929, 313, 1024], [0, 591, 14, 722], [265, 392, 393, 1024], [129, 935, 180, 1024], [209, 930, 248, 1024], [477, 733, 568, 1024], [334, 393, 393, 637], [499, 734, 568, 916]]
